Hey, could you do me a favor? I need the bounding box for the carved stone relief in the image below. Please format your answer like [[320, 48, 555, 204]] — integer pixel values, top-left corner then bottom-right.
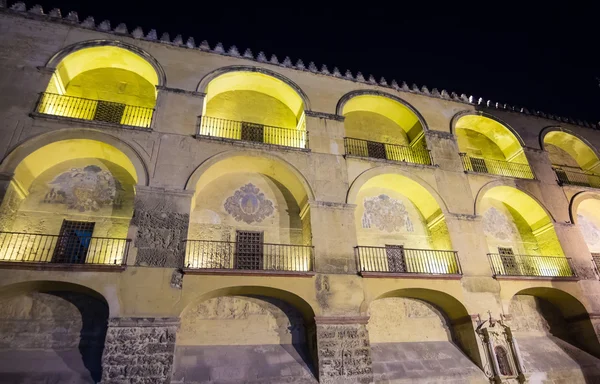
[[483, 207, 517, 240], [362, 194, 413, 233], [224, 183, 274, 224]]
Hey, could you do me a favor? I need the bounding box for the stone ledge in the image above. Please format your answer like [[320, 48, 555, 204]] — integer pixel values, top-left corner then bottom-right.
[[360, 272, 463, 280], [344, 154, 438, 169], [30, 112, 153, 132], [0, 261, 126, 272], [315, 316, 370, 325], [195, 134, 311, 153], [462, 170, 538, 182], [182, 268, 315, 277], [494, 275, 579, 282], [108, 317, 180, 328], [304, 110, 345, 122]]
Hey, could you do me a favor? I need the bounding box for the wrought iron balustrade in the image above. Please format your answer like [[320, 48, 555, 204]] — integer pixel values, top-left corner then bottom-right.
[[460, 153, 534, 179], [0, 232, 130, 266], [553, 167, 600, 189], [184, 239, 314, 272], [488, 253, 575, 278], [197, 116, 309, 149], [344, 137, 433, 165], [592, 254, 600, 276], [356, 246, 461, 275], [36, 92, 154, 128]]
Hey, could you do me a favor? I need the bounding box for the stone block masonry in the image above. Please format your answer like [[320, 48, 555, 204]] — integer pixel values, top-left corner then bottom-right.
[[101, 317, 179, 384]]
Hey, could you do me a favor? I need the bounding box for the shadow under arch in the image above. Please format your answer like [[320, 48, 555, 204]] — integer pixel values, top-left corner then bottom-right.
[[185, 149, 315, 203], [45, 39, 166, 87], [363, 287, 483, 369], [450, 110, 526, 147], [196, 65, 311, 111], [0, 128, 149, 187], [335, 89, 429, 131], [346, 165, 449, 213], [510, 287, 600, 360], [0, 280, 110, 383]]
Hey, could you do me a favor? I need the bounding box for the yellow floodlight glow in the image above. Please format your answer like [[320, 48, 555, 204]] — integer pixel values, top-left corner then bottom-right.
[[544, 131, 600, 171], [456, 115, 525, 162]]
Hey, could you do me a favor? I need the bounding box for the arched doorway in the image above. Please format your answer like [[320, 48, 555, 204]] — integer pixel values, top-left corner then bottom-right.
[[508, 288, 600, 382], [198, 69, 308, 149], [478, 185, 570, 277], [339, 91, 431, 165], [0, 281, 109, 383], [173, 288, 317, 383], [454, 113, 533, 179], [543, 130, 600, 188], [367, 289, 486, 382], [0, 138, 139, 266], [39, 43, 161, 128]]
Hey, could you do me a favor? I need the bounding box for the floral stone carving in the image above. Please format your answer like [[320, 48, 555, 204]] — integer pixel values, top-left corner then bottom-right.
[[362, 194, 413, 233], [224, 183, 274, 224]]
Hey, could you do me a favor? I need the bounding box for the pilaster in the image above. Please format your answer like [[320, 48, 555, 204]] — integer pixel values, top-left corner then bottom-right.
[[304, 111, 345, 155], [154, 86, 205, 135]]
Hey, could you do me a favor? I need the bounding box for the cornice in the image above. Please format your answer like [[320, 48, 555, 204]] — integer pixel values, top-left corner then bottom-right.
[[3, 2, 599, 132], [425, 130, 455, 140], [304, 110, 344, 122], [156, 86, 206, 98]]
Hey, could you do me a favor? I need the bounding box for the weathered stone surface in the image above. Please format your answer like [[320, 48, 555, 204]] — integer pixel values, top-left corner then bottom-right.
[[316, 323, 373, 384], [101, 317, 179, 384]]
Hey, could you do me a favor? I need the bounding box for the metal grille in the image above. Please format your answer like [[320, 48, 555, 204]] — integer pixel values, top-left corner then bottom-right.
[[553, 166, 600, 188], [356, 246, 461, 275], [53, 221, 95, 264], [93, 100, 126, 124], [385, 245, 407, 272], [240, 122, 265, 143], [488, 253, 575, 277], [459, 153, 534, 179], [592, 253, 600, 275], [344, 137, 433, 165], [497, 247, 519, 276], [494, 346, 513, 376], [235, 231, 263, 270]]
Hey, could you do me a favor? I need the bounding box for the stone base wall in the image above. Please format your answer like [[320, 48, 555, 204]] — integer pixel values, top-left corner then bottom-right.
[[316, 321, 373, 384], [101, 317, 179, 384]]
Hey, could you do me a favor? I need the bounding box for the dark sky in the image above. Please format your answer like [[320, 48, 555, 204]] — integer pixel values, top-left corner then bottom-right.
[[20, 1, 600, 122]]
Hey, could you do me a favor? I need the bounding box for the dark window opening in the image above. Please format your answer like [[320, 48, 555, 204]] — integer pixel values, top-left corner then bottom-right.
[[235, 230, 263, 270], [52, 220, 95, 264]]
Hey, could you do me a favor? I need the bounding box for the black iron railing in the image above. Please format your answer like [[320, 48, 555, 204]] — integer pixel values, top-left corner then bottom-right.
[[344, 137, 433, 165], [488, 253, 575, 278], [0, 232, 130, 265], [36, 92, 154, 128], [592, 254, 600, 276], [197, 116, 308, 149], [184, 239, 314, 272], [460, 153, 534, 179], [553, 167, 600, 189], [356, 246, 461, 275]]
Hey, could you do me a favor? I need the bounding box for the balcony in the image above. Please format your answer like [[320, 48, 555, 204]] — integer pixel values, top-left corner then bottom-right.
[[0, 232, 130, 269], [553, 166, 600, 189], [488, 253, 576, 279], [183, 239, 314, 275], [460, 153, 534, 179], [197, 116, 309, 149], [344, 137, 433, 166], [35, 92, 154, 128], [356, 246, 462, 277]]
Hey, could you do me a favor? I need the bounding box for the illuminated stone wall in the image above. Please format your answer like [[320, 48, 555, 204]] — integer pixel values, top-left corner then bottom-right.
[[344, 111, 409, 145]]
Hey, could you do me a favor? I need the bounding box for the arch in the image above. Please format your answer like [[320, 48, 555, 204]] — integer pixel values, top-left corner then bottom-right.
[[179, 285, 317, 325], [540, 126, 600, 171], [569, 191, 600, 224], [197, 65, 311, 112], [347, 166, 448, 215], [185, 149, 315, 205], [45, 39, 166, 87], [510, 287, 589, 318], [474, 180, 555, 224], [450, 111, 525, 146], [0, 129, 149, 187]]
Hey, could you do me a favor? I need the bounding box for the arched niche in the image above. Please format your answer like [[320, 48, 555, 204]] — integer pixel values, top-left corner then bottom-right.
[[173, 287, 317, 383], [41, 43, 162, 128], [454, 113, 527, 163], [367, 288, 486, 382], [542, 129, 600, 173], [0, 281, 109, 383], [185, 153, 313, 269], [200, 68, 307, 133], [477, 185, 563, 258], [508, 288, 600, 379], [571, 193, 600, 254]]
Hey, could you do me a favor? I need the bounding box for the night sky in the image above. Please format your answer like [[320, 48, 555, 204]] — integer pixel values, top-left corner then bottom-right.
[[19, 1, 600, 122]]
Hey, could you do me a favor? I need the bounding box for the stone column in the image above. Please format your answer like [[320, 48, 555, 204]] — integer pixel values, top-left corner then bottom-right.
[[101, 317, 179, 384], [154, 86, 205, 136], [523, 146, 557, 185], [131, 186, 193, 267], [424, 130, 464, 173], [308, 201, 358, 274], [304, 111, 346, 155], [315, 316, 373, 384]]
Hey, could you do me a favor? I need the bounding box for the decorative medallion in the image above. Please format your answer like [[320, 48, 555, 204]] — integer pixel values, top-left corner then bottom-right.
[[224, 183, 274, 224], [362, 194, 413, 233], [483, 207, 517, 240], [578, 214, 600, 247], [42, 165, 123, 212]]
